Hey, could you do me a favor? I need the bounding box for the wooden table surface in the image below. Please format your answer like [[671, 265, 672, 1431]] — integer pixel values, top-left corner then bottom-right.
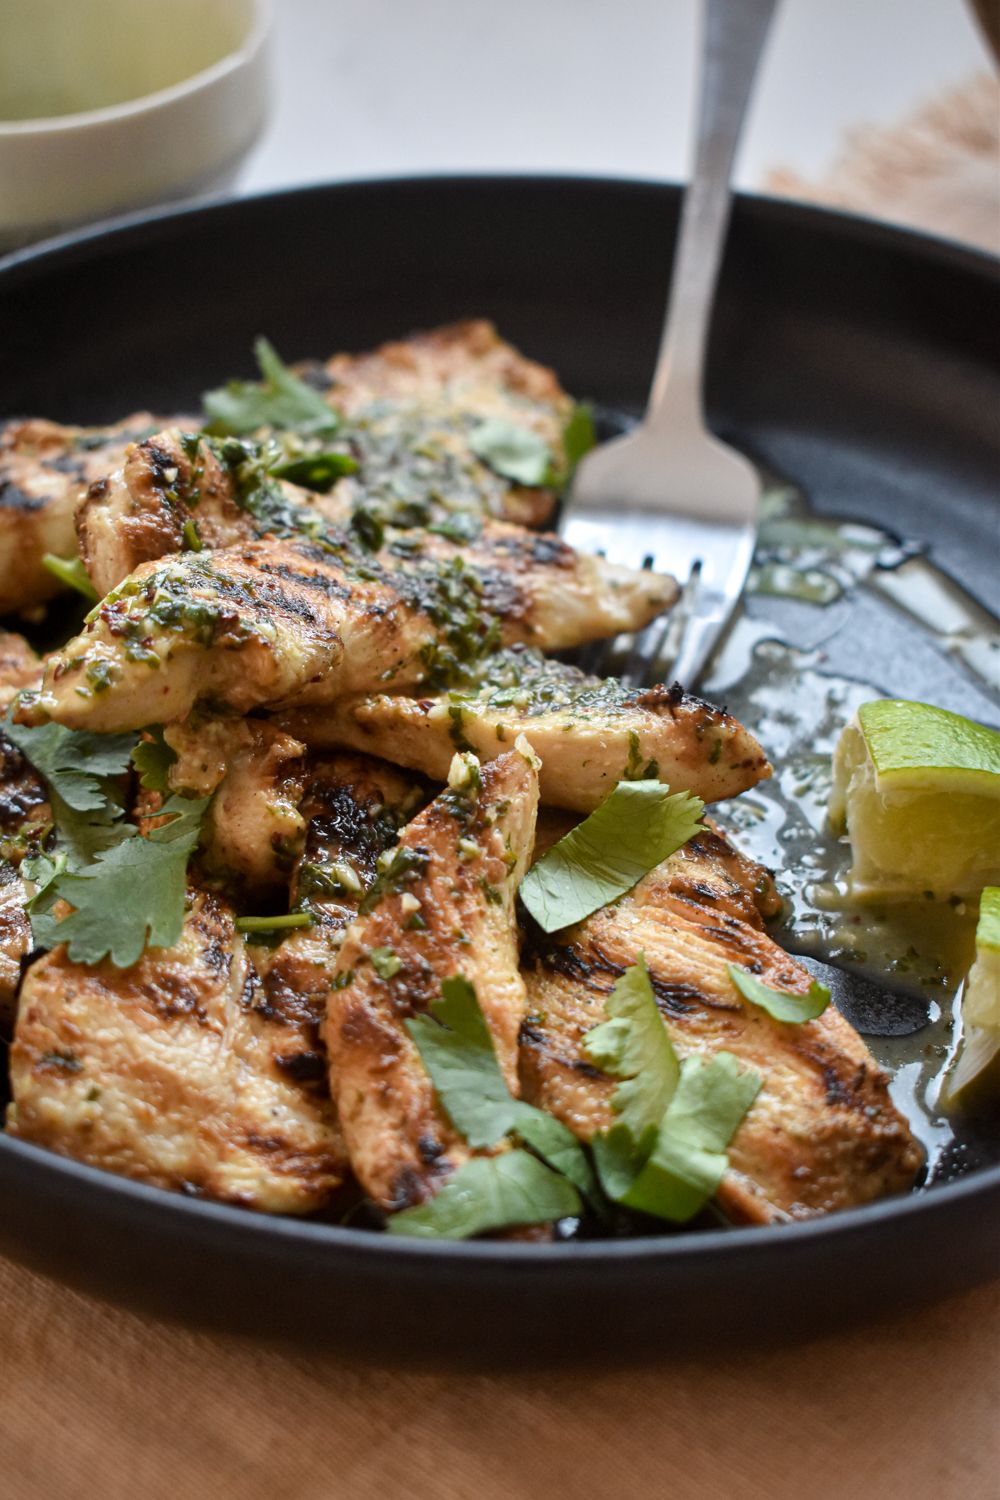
[[4, 1257, 998, 1500]]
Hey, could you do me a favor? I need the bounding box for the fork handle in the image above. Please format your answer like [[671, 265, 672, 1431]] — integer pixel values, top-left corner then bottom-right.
[[647, 0, 779, 429]]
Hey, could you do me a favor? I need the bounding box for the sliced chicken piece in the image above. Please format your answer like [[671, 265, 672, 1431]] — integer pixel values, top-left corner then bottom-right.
[[151, 717, 309, 899], [19, 526, 676, 733], [285, 645, 772, 811], [78, 320, 576, 593], [0, 414, 158, 613], [0, 630, 43, 711], [6, 889, 347, 1212], [326, 744, 539, 1212], [0, 637, 51, 1026], [0, 860, 32, 1032], [250, 753, 422, 1090], [519, 828, 923, 1224], [317, 319, 574, 530], [77, 429, 352, 597]]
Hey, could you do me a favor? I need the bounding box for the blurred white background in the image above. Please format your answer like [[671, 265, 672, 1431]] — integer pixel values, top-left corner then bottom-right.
[[243, 0, 993, 195]]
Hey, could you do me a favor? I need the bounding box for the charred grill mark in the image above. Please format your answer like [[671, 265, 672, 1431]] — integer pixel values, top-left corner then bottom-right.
[[141, 972, 211, 1022], [389, 1164, 428, 1211], [519, 1021, 606, 1080], [144, 442, 179, 493], [46, 453, 88, 479], [417, 1133, 445, 1163], [256, 965, 326, 1028], [300, 780, 401, 888], [0, 734, 48, 830], [259, 560, 353, 606], [274, 1049, 327, 1085], [522, 933, 621, 990], [0, 479, 43, 513]]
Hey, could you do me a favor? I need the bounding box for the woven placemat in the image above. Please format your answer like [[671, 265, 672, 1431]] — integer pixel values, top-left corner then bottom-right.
[[767, 72, 1000, 254]]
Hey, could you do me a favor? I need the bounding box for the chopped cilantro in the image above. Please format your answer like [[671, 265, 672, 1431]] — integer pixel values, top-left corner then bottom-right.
[[4, 714, 135, 814], [386, 1150, 580, 1240], [267, 449, 358, 489], [358, 844, 429, 915], [583, 956, 761, 1222], [41, 553, 99, 603], [468, 419, 552, 487], [519, 781, 705, 932], [561, 403, 596, 474], [583, 954, 678, 1142], [202, 338, 340, 439], [31, 794, 210, 968], [181, 519, 204, 553], [131, 728, 176, 792], [727, 965, 830, 1023], [407, 977, 599, 1205], [370, 946, 402, 979]]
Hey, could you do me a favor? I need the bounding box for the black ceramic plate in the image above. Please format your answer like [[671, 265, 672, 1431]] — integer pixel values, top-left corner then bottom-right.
[[1, 178, 998, 1362]]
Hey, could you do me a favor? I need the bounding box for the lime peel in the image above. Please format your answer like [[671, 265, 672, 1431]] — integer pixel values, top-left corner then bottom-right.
[[858, 699, 1000, 797], [830, 699, 1000, 902]]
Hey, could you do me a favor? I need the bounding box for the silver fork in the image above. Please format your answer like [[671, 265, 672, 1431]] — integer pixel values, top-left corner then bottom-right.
[[563, 0, 778, 688]]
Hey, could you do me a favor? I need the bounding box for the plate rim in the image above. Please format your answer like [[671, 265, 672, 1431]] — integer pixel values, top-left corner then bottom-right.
[[2, 171, 999, 288]]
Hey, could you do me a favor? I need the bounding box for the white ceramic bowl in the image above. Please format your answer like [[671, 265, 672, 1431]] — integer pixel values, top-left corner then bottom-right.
[[0, 0, 271, 251]]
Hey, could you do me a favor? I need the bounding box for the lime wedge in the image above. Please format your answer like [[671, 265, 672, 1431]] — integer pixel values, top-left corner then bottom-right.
[[830, 700, 1000, 901], [964, 886, 1000, 1030], [945, 887, 1000, 1107]]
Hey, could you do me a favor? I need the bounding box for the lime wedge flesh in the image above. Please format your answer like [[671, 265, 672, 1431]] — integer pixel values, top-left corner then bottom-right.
[[946, 888, 1000, 1107], [830, 700, 1000, 901], [964, 887, 1000, 1030]]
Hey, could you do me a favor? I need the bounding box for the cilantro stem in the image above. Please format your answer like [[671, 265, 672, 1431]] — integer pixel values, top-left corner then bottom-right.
[[41, 553, 99, 603], [235, 912, 314, 933]]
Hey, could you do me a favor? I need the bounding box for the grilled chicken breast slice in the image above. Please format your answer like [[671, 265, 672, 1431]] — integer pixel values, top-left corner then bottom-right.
[[326, 744, 539, 1212], [0, 414, 158, 613], [19, 527, 675, 733], [251, 753, 422, 1091], [519, 828, 922, 1223], [148, 717, 308, 899], [286, 646, 771, 811], [0, 634, 50, 1027], [7, 889, 347, 1211], [77, 321, 574, 592], [77, 430, 352, 597], [0, 631, 43, 712], [317, 319, 573, 530]]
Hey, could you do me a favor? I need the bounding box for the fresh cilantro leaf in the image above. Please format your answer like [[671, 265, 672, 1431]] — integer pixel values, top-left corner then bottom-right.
[[519, 781, 705, 932], [41, 553, 99, 603], [583, 956, 761, 1222], [45, 797, 133, 871], [607, 1053, 762, 1222], [386, 1150, 580, 1240], [561, 402, 597, 473], [131, 728, 177, 793], [583, 953, 678, 1141], [4, 713, 136, 813], [727, 964, 830, 1023], [202, 338, 340, 439], [267, 449, 358, 490], [406, 976, 599, 1204], [468, 419, 552, 486], [32, 794, 209, 967], [370, 946, 402, 979]]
